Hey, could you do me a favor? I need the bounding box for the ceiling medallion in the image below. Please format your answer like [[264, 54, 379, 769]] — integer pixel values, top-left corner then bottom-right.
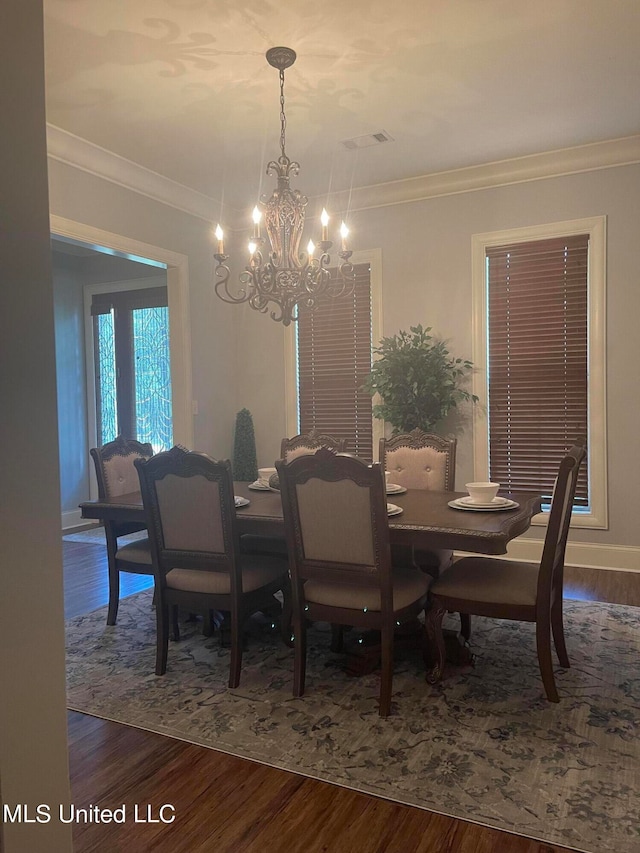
[[213, 47, 354, 326]]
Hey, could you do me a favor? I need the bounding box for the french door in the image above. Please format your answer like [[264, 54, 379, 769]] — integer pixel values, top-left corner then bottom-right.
[[91, 286, 173, 452]]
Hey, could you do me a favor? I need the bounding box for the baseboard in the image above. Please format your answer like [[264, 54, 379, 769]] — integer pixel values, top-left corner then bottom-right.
[[62, 509, 99, 532], [455, 538, 640, 573]]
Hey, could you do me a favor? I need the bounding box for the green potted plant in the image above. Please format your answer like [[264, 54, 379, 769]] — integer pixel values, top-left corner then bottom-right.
[[232, 408, 259, 481], [362, 324, 477, 434]]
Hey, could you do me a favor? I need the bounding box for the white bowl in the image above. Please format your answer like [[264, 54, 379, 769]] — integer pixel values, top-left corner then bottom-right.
[[465, 481, 500, 504], [258, 466, 277, 485]]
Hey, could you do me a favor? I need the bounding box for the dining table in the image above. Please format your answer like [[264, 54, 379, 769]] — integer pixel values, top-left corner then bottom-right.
[[80, 483, 541, 556], [80, 484, 541, 673]]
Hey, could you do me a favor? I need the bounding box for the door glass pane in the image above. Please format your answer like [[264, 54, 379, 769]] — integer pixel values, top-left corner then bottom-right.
[[96, 312, 118, 445], [132, 306, 173, 452]]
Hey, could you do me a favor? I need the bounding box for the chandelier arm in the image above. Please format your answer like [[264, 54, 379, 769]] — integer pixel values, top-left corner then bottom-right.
[[213, 259, 251, 305]]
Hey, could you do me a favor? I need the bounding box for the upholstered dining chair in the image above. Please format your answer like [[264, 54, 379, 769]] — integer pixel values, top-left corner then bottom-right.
[[276, 447, 432, 717], [281, 428, 348, 462], [425, 439, 587, 702], [90, 435, 154, 625], [379, 429, 467, 639], [135, 446, 290, 687], [380, 430, 457, 565], [240, 429, 348, 562]]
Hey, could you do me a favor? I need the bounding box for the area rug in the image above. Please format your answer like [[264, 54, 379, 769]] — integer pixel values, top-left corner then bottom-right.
[[65, 591, 640, 853]]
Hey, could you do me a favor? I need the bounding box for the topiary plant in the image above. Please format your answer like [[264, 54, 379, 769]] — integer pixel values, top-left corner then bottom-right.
[[362, 325, 477, 434], [232, 408, 259, 481]]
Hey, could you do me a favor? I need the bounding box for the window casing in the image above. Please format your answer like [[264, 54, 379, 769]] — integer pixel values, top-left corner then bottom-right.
[[471, 218, 607, 529]]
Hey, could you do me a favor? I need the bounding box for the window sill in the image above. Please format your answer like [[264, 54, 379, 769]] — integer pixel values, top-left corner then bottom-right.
[[529, 510, 608, 531]]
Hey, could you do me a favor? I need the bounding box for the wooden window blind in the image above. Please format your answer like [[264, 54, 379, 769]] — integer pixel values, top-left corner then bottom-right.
[[487, 235, 589, 506], [297, 263, 373, 460]]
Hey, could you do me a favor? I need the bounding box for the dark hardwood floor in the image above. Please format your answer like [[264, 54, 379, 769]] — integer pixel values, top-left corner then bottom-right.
[[63, 536, 639, 853]]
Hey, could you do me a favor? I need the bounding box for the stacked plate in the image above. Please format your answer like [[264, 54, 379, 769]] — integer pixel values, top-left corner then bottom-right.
[[448, 495, 519, 512], [386, 483, 407, 495], [248, 480, 271, 491], [387, 503, 403, 516], [234, 496, 250, 508]]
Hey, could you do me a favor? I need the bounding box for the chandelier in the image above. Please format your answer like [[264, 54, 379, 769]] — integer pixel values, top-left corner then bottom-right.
[[213, 47, 355, 326]]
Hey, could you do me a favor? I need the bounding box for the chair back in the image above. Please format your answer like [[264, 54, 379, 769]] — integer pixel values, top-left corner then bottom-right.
[[91, 435, 154, 499], [379, 429, 456, 491], [135, 447, 239, 589], [537, 438, 587, 606], [281, 429, 348, 463], [277, 448, 392, 600]]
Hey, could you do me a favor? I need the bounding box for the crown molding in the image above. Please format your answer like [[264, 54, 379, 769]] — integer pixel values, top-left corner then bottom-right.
[[46, 124, 222, 223], [325, 134, 640, 214], [47, 123, 640, 224]]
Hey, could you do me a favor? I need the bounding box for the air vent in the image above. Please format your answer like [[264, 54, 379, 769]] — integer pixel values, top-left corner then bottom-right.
[[341, 130, 394, 150]]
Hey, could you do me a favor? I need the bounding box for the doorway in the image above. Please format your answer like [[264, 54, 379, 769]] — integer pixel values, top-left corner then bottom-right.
[[51, 217, 192, 526]]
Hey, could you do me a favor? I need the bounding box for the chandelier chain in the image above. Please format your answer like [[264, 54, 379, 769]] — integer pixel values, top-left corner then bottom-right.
[[279, 68, 287, 160]]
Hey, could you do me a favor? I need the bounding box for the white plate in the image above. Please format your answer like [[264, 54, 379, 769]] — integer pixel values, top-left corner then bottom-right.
[[387, 503, 404, 516], [448, 497, 519, 512], [234, 496, 250, 508], [458, 495, 511, 508], [386, 483, 407, 495], [248, 481, 271, 491]]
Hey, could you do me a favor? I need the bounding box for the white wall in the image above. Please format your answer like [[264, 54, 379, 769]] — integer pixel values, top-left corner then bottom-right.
[[0, 3, 73, 850], [52, 253, 90, 518]]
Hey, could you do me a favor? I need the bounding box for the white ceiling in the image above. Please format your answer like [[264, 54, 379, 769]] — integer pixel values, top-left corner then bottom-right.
[[43, 0, 640, 211]]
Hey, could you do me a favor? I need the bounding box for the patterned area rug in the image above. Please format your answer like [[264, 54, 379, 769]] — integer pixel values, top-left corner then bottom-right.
[[65, 591, 640, 853]]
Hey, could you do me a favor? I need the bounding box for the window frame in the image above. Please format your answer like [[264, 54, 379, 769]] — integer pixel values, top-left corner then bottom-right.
[[471, 217, 607, 529], [91, 285, 170, 446], [284, 247, 383, 459]]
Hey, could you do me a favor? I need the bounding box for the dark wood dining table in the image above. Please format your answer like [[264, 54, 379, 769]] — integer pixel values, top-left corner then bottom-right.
[[80, 484, 541, 673], [80, 484, 541, 556]]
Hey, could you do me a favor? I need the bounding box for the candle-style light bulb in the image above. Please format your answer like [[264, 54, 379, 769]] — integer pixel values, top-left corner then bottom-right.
[[307, 239, 315, 259], [215, 224, 224, 254], [321, 208, 329, 241], [252, 206, 262, 238], [248, 241, 257, 256], [340, 221, 349, 251]]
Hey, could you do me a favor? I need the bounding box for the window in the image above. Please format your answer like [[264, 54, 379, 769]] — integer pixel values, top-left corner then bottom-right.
[[285, 250, 383, 461], [91, 286, 173, 452], [471, 218, 607, 528]]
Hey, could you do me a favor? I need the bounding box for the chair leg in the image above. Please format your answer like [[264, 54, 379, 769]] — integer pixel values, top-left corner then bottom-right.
[[536, 617, 559, 702], [281, 582, 294, 648], [171, 605, 180, 642], [292, 613, 307, 698], [379, 625, 394, 717], [330, 624, 345, 653], [425, 600, 447, 684], [155, 601, 170, 676], [107, 562, 120, 626], [551, 597, 570, 669], [459, 613, 471, 642], [228, 607, 243, 689]]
